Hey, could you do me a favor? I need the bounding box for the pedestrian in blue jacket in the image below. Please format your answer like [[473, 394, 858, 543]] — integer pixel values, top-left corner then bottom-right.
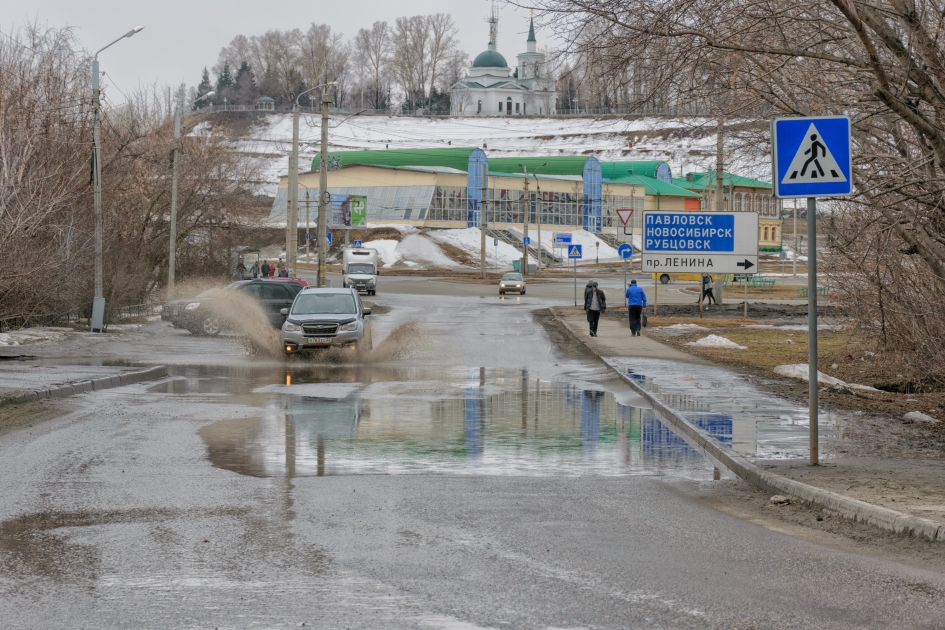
[[625, 280, 647, 336]]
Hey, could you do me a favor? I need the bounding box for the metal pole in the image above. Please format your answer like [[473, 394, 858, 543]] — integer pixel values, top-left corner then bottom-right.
[[480, 163, 487, 278], [287, 102, 300, 277], [305, 190, 310, 264], [793, 198, 798, 277], [168, 110, 181, 300], [522, 167, 529, 277], [744, 278, 748, 320], [808, 196, 819, 466], [573, 258, 577, 307], [536, 180, 542, 274], [92, 60, 103, 301], [317, 91, 331, 288], [654, 275, 658, 316], [715, 118, 724, 212]]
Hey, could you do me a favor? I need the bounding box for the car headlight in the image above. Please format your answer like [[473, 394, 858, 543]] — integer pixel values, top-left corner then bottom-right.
[[500, 283, 506, 288], [284, 322, 301, 332], [341, 322, 358, 332], [185, 302, 200, 311], [515, 284, 521, 288]]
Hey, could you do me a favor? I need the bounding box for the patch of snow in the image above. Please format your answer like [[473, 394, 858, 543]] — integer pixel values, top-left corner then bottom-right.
[[773, 364, 880, 391], [904, 411, 940, 424], [363, 234, 460, 269], [686, 334, 747, 349], [428, 228, 522, 268], [0, 328, 69, 346], [666, 324, 709, 330]]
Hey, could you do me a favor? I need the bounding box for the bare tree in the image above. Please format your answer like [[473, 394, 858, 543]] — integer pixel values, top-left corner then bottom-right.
[[353, 21, 392, 110]]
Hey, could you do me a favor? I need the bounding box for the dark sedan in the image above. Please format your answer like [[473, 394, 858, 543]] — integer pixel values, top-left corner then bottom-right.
[[162, 278, 308, 335]]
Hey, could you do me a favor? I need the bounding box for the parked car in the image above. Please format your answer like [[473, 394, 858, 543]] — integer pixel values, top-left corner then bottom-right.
[[281, 287, 371, 354], [162, 278, 308, 335], [499, 272, 526, 295]]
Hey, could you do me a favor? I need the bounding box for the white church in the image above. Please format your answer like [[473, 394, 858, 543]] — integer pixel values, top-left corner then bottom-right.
[[450, 18, 557, 117]]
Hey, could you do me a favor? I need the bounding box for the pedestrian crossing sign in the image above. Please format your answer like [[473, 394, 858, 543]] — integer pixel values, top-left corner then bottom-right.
[[771, 116, 852, 199], [568, 244, 583, 259]]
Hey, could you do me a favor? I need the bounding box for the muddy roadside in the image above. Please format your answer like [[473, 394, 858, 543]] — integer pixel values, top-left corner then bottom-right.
[[542, 302, 945, 549]]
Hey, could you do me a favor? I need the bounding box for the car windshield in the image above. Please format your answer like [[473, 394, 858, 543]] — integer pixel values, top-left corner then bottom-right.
[[502, 273, 523, 281], [292, 293, 357, 315], [348, 263, 375, 274]]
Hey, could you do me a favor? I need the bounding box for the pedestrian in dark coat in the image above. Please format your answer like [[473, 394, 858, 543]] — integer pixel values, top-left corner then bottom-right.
[[251, 261, 260, 278], [700, 273, 717, 306], [583, 281, 606, 337], [260, 261, 270, 277]]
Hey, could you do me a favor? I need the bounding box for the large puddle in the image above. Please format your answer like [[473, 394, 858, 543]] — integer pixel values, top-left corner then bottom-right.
[[175, 365, 722, 480]]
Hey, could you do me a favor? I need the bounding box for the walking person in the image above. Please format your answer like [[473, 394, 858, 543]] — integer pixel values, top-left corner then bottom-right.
[[625, 280, 647, 337], [260, 260, 270, 278], [700, 273, 717, 307], [237, 259, 247, 280], [251, 260, 260, 279], [269, 261, 276, 277], [583, 280, 606, 337]]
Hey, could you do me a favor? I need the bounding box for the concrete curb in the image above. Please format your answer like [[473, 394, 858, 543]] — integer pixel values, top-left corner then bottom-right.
[[550, 307, 945, 543], [2, 365, 168, 406]]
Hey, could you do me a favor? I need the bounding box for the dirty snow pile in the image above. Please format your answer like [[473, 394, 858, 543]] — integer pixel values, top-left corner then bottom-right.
[[428, 228, 523, 267], [686, 334, 747, 350], [363, 233, 461, 269], [0, 328, 70, 346], [773, 364, 880, 392]]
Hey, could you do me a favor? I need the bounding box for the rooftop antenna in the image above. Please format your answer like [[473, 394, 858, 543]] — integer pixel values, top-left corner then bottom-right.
[[485, 2, 499, 51]]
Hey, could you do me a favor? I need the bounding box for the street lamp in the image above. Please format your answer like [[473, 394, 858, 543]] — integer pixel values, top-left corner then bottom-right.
[[288, 82, 337, 284], [90, 25, 144, 332], [167, 90, 215, 300]]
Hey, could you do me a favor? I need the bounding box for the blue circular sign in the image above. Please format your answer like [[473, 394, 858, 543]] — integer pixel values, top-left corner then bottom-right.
[[617, 243, 633, 259]]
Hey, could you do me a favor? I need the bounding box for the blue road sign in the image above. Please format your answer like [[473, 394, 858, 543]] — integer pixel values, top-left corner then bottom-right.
[[326, 232, 333, 247], [353, 240, 363, 248], [554, 232, 572, 245], [567, 244, 583, 259], [523, 237, 531, 245], [617, 243, 633, 259], [771, 116, 852, 198], [305, 232, 311, 240]]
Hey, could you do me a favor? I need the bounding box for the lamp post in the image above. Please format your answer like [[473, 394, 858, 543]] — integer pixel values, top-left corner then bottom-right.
[[90, 25, 144, 332], [167, 90, 215, 300], [289, 82, 337, 280]]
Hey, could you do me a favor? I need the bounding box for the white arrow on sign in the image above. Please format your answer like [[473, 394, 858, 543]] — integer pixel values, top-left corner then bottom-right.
[[615, 208, 634, 227]]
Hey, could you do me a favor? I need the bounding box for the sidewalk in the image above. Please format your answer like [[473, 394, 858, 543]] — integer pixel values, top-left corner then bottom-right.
[[550, 305, 945, 542]]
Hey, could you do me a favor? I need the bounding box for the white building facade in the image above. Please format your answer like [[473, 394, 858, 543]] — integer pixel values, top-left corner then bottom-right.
[[450, 19, 557, 117]]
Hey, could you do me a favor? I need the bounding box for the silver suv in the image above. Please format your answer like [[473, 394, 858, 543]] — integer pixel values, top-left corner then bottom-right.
[[281, 288, 371, 354]]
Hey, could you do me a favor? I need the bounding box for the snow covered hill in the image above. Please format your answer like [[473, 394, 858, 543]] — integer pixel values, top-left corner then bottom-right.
[[215, 113, 771, 197]]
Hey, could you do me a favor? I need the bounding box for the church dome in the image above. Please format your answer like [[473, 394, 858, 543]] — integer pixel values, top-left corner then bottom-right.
[[472, 49, 508, 69]]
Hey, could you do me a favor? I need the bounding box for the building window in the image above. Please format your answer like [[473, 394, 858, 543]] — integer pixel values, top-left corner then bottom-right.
[[506, 97, 512, 115], [764, 226, 769, 241], [499, 103, 502, 112], [478, 100, 482, 113], [734, 194, 741, 212], [516, 102, 520, 113], [772, 227, 778, 241], [523, 103, 526, 115]]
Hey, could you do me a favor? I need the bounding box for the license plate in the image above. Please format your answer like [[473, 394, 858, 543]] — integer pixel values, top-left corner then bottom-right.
[[306, 337, 332, 345]]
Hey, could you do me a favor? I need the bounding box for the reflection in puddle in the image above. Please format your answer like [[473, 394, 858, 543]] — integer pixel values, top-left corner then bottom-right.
[[200, 367, 724, 480]]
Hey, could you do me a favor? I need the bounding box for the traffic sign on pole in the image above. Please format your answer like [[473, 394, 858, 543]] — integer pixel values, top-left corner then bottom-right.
[[641, 211, 758, 274], [617, 243, 633, 259], [554, 232, 572, 245], [523, 237, 531, 245], [305, 233, 311, 241], [567, 244, 583, 259], [615, 208, 634, 226], [352, 240, 363, 248], [326, 232, 332, 247], [771, 116, 852, 199]]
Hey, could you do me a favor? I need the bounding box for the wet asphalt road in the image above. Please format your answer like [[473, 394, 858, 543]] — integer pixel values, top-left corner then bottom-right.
[[2, 277, 945, 628]]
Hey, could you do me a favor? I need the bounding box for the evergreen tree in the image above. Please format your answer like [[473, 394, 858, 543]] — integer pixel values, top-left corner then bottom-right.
[[197, 67, 213, 99], [233, 61, 257, 105], [216, 62, 234, 94]]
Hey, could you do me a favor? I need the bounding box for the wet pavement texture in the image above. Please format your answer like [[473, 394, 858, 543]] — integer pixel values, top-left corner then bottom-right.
[[2, 279, 945, 628]]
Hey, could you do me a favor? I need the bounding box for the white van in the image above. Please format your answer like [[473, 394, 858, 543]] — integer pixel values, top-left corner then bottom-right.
[[342, 248, 379, 295]]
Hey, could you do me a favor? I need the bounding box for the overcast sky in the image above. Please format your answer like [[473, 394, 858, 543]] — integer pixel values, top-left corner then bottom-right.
[[2, 0, 540, 96]]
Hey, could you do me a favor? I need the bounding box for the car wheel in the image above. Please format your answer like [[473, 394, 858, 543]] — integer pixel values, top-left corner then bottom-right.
[[369, 290, 375, 296], [660, 274, 670, 284], [521, 289, 526, 295], [500, 291, 504, 295], [201, 317, 222, 336]]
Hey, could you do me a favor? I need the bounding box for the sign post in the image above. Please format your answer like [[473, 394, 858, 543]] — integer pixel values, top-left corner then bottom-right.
[[617, 243, 633, 295], [772, 115, 852, 467], [568, 244, 583, 306]]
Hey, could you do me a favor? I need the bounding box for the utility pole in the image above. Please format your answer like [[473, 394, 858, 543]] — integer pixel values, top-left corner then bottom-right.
[[317, 90, 332, 288], [535, 175, 542, 274], [715, 118, 725, 211], [90, 26, 143, 332], [522, 167, 529, 276], [169, 91, 214, 300], [290, 82, 337, 280], [480, 163, 487, 278]]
